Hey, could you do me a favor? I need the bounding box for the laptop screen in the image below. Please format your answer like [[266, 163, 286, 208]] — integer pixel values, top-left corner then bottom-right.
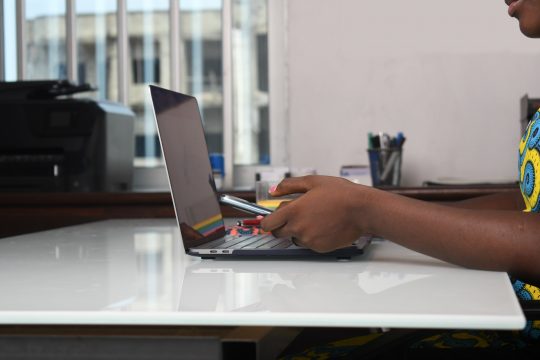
[[150, 85, 226, 250]]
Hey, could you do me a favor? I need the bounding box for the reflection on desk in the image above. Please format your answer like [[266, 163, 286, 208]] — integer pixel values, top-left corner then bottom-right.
[[0, 219, 525, 330]]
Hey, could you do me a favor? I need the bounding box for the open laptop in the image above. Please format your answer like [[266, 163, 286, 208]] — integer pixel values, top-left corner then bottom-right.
[[149, 85, 370, 259]]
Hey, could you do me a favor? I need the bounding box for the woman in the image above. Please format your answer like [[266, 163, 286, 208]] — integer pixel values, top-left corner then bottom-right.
[[262, 0, 540, 288], [264, 2, 540, 354]]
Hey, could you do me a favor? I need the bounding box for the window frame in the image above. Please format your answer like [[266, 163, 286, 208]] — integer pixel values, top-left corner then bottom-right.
[[1, 0, 289, 191], [0, 0, 4, 80]]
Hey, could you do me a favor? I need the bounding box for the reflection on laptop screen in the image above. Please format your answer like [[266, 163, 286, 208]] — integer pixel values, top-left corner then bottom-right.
[[150, 85, 226, 250]]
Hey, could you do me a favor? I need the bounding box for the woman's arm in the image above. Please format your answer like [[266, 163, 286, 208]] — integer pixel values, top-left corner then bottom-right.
[[261, 176, 540, 285], [450, 189, 523, 210], [362, 188, 540, 283]]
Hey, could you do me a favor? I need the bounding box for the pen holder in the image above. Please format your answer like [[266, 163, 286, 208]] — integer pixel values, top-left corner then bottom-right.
[[367, 148, 402, 186]]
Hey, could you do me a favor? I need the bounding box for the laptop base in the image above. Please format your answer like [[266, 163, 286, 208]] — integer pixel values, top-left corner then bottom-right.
[[189, 243, 367, 260]]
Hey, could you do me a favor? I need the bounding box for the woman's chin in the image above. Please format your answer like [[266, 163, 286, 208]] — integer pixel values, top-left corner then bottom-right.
[[519, 21, 540, 38]]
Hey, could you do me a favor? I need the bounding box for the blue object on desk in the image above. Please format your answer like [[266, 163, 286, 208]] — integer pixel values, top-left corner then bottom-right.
[[209, 153, 224, 176]]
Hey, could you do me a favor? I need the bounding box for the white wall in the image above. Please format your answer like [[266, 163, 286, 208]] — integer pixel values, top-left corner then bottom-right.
[[281, 0, 540, 185]]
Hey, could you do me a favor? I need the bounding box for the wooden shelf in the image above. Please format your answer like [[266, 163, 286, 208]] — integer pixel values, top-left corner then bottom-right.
[[0, 185, 519, 238]]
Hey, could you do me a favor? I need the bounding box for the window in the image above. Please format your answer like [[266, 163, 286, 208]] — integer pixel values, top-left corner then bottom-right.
[[131, 38, 161, 84], [179, 0, 224, 156], [25, 0, 67, 80], [127, 0, 170, 164], [76, 0, 118, 101], [232, 0, 269, 165], [2, 0, 17, 80], [0, 0, 273, 188]]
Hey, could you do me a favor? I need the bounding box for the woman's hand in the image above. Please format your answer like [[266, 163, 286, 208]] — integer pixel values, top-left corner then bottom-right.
[[260, 175, 369, 252]]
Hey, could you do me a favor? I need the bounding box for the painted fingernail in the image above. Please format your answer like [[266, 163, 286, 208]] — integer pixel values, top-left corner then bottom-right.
[[268, 185, 277, 194]]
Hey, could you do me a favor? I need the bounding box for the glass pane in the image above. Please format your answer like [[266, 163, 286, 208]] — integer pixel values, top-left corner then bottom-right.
[[179, 0, 223, 156], [232, 0, 269, 165], [75, 0, 118, 101], [3, 0, 17, 80], [25, 0, 66, 80], [127, 0, 170, 164]]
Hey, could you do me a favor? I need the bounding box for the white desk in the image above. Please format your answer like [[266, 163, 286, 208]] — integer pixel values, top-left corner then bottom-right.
[[0, 219, 525, 330]]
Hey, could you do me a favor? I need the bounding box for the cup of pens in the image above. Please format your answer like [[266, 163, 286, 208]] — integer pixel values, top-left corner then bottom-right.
[[367, 132, 406, 187]]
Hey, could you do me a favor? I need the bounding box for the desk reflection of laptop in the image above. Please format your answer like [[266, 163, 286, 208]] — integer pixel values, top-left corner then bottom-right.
[[150, 85, 370, 259], [178, 260, 440, 314]]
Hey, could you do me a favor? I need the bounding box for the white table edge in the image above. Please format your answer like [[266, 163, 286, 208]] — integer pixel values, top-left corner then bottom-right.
[[0, 311, 526, 330]]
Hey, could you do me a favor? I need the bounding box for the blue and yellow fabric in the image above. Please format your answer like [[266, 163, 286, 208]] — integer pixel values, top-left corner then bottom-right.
[[520, 110, 540, 212], [515, 108, 540, 340]]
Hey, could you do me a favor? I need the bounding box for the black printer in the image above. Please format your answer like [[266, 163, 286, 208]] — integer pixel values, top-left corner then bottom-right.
[[0, 80, 135, 192]]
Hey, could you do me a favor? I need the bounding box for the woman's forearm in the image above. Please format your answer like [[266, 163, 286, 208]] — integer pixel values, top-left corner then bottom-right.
[[359, 188, 540, 283], [450, 189, 523, 210]]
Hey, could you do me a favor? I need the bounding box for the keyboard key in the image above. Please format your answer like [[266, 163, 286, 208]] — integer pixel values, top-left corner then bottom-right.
[[256, 238, 285, 249], [238, 236, 272, 249], [271, 239, 293, 249], [241, 236, 275, 249], [215, 236, 256, 249]]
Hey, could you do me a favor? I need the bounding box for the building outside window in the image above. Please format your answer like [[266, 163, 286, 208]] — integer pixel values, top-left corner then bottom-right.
[[232, 0, 269, 165], [25, 0, 66, 80], [180, 0, 224, 157], [131, 39, 161, 85], [1, 0, 272, 188], [76, 0, 118, 101]]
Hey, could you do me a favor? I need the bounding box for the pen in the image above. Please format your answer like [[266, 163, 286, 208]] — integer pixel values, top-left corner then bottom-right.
[[379, 132, 390, 149], [368, 149, 380, 185], [399, 136, 406, 148], [236, 218, 262, 226], [372, 134, 381, 149], [396, 132, 404, 147], [380, 151, 400, 182], [379, 132, 391, 168]]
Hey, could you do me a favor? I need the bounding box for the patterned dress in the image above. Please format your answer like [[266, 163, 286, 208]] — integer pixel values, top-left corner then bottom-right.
[[514, 109, 540, 340]]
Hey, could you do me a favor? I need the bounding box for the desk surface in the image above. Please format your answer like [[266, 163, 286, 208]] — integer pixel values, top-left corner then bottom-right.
[[0, 219, 525, 330]]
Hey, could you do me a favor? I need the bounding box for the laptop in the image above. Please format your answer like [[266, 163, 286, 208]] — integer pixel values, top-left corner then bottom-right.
[[149, 85, 370, 259]]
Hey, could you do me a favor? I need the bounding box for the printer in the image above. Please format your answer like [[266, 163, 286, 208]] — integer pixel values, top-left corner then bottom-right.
[[0, 80, 135, 192]]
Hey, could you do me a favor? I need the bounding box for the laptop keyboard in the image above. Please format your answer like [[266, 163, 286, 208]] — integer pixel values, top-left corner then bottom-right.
[[197, 234, 293, 250]]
